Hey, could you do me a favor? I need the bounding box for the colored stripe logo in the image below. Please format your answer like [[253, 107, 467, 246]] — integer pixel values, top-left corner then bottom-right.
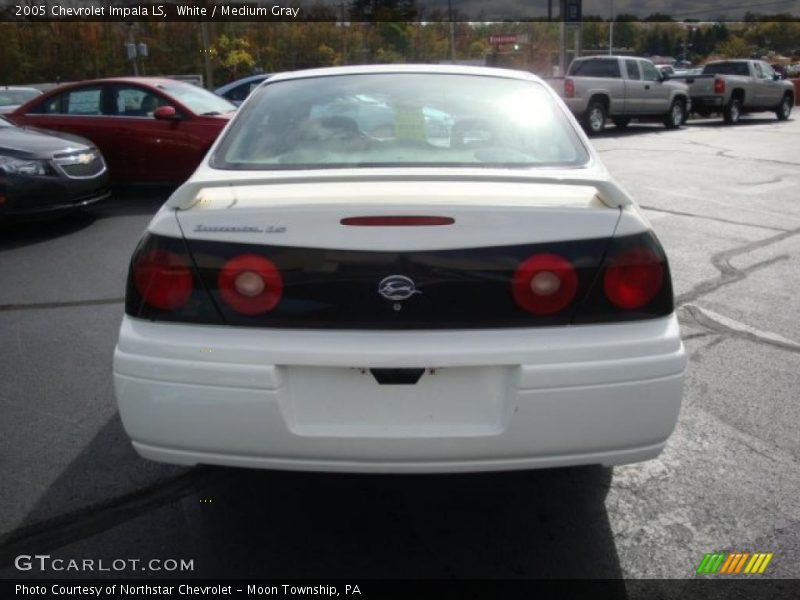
[[696, 552, 773, 574]]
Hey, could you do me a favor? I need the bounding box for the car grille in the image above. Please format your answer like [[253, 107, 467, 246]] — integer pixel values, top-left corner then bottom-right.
[[54, 151, 106, 179]]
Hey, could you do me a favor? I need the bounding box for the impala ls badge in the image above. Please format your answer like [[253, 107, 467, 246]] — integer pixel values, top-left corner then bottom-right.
[[378, 275, 421, 301]]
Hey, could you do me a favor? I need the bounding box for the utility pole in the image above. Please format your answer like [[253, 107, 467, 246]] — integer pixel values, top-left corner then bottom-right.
[[126, 23, 139, 76], [683, 27, 694, 63], [337, 2, 349, 64], [562, 0, 582, 68], [137, 43, 148, 75], [558, 0, 565, 75], [448, 0, 455, 63], [608, 0, 614, 55], [199, 20, 213, 89]]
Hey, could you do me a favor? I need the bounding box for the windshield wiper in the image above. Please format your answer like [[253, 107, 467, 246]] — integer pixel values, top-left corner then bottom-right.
[[200, 111, 221, 116]]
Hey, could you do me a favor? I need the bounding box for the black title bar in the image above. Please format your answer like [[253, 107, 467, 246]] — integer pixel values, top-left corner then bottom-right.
[[4, 579, 800, 600], [1, 0, 798, 22]]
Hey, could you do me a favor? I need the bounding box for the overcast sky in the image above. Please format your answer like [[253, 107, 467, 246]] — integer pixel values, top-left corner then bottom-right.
[[420, 0, 800, 20]]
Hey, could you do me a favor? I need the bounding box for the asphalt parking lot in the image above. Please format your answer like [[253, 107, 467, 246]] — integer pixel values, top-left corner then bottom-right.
[[1, 115, 798, 586]]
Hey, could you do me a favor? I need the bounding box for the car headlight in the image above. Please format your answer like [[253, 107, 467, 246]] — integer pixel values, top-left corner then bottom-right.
[[0, 156, 53, 176]]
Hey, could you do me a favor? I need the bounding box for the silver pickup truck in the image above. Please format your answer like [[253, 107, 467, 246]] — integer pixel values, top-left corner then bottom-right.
[[676, 60, 794, 124], [554, 55, 691, 135]]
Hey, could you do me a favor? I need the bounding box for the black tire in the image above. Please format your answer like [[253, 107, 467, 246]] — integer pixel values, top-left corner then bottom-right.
[[612, 116, 631, 129], [663, 99, 685, 129], [723, 97, 742, 124], [776, 94, 793, 121], [583, 101, 607, 135]]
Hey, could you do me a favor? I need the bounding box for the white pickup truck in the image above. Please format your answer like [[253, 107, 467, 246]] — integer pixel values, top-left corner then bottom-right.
[[553, 55, 691, 134], [675, 59, 794, 124]]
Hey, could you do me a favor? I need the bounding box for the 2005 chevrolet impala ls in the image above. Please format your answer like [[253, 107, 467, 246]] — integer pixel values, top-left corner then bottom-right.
[[113, 65, 687, 473]]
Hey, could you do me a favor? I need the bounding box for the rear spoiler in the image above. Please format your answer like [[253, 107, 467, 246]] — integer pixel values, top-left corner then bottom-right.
[[166, 170, 635, 211]]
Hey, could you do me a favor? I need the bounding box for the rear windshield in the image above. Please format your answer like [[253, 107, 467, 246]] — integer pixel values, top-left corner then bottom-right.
[[211, 73, 589, 170], [568, 59, 621, 78], [702, 62, 750, 76]]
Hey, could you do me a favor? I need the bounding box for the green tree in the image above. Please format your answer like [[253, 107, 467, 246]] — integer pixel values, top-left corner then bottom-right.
[[614, 21, 638, 50], [717, 36, 752, 58], [374, 47, 405, 63], [315, 43, 338, 66], [581, 19, 607, 51], [209, 34, 255, 80], [350, 0, 418, 21], [377, 22, 411, 57], [743, 21, 800, 56], [643, 13, 673, 22]]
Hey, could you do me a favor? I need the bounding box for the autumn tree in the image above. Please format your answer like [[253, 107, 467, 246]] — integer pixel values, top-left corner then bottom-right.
[[209, 34, 256, 81], [716, 36, 753, 58]]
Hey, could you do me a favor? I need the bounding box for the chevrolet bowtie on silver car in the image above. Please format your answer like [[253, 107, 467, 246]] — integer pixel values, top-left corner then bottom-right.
[[113, 65, 686, 473], [0, 115, 110, 219]]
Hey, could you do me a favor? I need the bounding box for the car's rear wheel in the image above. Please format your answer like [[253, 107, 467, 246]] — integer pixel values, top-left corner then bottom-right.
[[723, 97, 742, 124], [584, 101, 607, 135], [612, 116, 631, 129], [663, 99, 685, 129], [776, 94, 792, 121]]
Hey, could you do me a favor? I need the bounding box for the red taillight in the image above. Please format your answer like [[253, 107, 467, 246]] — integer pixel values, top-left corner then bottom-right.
[[714, 78, 725, 94], [603, 248, 664, 310], [512, 253, 578, 315], [218, 254, 283, 315], [564, 78, 575, 98], [341, 216, 455, 226], [134, 250, 193, 310]]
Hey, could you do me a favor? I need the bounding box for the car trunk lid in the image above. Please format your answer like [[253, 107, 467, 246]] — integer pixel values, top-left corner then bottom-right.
[[166, 179, 625, 329], [174, 179, 621, 251]]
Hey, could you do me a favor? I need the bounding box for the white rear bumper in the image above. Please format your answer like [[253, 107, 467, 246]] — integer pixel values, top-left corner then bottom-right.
[[113, 315, 686, 473]]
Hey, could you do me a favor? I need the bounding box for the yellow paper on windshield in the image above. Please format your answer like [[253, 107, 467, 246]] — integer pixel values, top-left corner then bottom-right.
[[393, 106, 426, 141]]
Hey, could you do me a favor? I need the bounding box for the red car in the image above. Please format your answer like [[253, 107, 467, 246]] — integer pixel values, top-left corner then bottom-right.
[[10, 77, 235, 183]]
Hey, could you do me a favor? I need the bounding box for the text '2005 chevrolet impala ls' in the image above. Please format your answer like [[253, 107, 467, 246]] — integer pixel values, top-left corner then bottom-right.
[[113, 65, 687, 473]]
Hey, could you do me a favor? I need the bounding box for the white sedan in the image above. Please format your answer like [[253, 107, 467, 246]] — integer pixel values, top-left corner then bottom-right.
[[113, 65, 686, 473]]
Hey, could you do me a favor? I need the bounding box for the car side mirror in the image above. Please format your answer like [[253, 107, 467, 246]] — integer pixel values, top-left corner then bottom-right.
[[153, 106, 180, 120], [661, 73, 670, 81], [773, 73, 782, 81]]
